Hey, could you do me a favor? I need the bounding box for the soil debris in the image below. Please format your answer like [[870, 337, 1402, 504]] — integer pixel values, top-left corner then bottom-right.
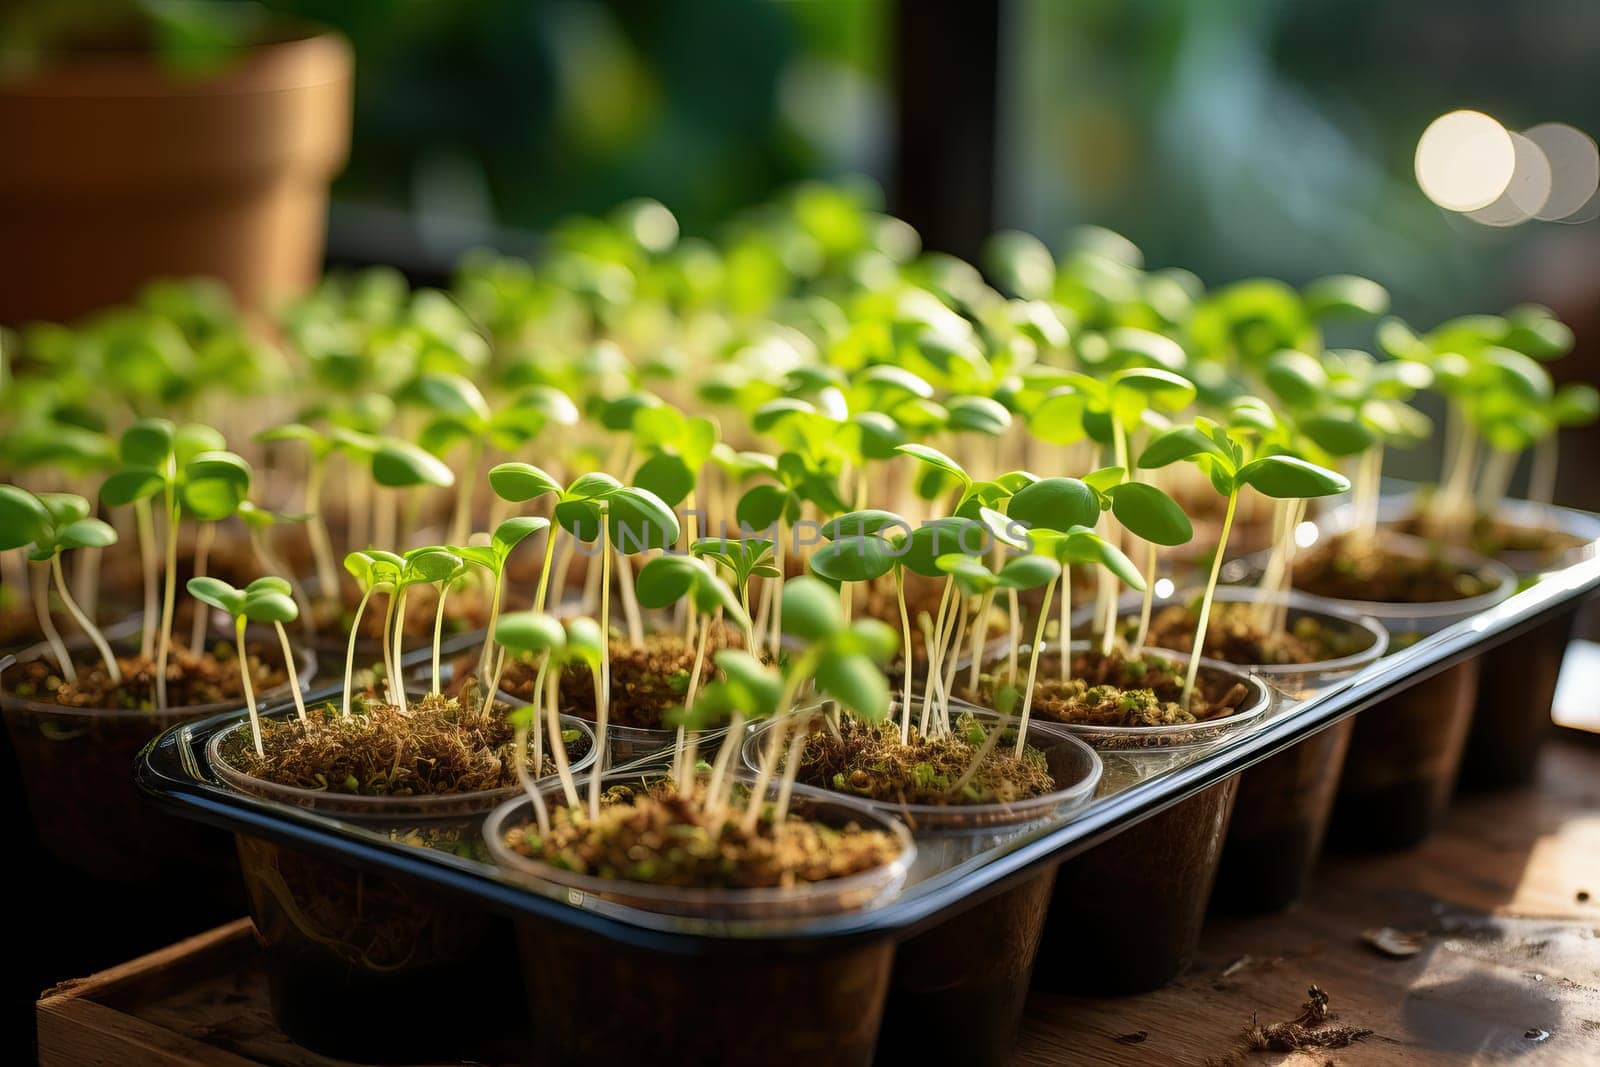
[[1244, 986, 1372, 1053]]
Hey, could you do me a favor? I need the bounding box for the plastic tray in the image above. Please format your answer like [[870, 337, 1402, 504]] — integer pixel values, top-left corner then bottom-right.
[[136, 497, 1600, 951]]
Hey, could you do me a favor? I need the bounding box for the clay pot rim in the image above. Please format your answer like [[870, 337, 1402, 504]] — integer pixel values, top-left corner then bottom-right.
[[0, 29, 352, 100]]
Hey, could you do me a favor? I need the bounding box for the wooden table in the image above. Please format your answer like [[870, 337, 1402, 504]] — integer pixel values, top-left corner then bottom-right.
[[38, 742, 1600, 1066], [1015, 739, 1600, 1066]]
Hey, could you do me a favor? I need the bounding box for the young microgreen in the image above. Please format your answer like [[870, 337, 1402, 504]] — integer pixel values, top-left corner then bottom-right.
[[1139, 416, 1349, 703], [1, 486, 121, 684], [186, 576, 306, 756]]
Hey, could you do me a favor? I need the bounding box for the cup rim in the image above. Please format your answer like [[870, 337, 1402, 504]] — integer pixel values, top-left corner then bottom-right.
[[739, 697, 1104, 832], [483, 769, 916, 919], [0, 633, 317, 721], [1138, 585, 1390, 677], [206, 693, 598, 817]]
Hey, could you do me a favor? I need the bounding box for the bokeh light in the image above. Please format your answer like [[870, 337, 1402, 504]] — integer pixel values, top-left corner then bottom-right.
[[1467, 131, 1552, 227], [1415, 110, 1516, 212], [1523, 122, 1600, 222]]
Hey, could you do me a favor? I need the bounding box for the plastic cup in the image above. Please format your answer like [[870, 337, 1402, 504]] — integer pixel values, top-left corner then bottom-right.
[[483, 770, 914, 1064], [207, 700, 594, 1062]]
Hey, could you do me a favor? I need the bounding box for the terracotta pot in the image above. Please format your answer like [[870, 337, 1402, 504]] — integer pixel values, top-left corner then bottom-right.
[[1035, 775, 1239, 994], [1212, 718, 1353, 914], [1459, 609, 1576, 791], [0, 31, 351, 322], [1327, 659, 1480, 851]]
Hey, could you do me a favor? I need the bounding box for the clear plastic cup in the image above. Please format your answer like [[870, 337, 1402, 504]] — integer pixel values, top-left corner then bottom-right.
[[1002, 642, 1273, 752], [484, 769, 914, 1063], [1233, 529, 1516, 643], [0, 634, 316, 882], [484, 768, 915, 923], [1131, 585, 1389, 701], [495, 684, 723, 769], [205, 692, 590, 1062], [739, 698, 1103, 835]]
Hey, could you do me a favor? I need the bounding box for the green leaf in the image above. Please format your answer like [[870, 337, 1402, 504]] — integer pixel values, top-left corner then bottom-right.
[[488, 462, 562, 502], [36, 492, 90, 527], [736, 483, 793, 531], [945, 395, 1012, 436], [1008, 477, 1100, 534], [1027, 389, 1087, 446], [182, 451, 251, 521], [1302, 275, 1389, 319], [608, 487, 680, 553], [996, 554, 1061, 591], [633, 452, 694, 507], [1301, 414, 1376, 457], [496, 611, 567, 656], [373, 440, 455, 488], [935, 552, 996, 596], [563, 616, 604, 667], [900, 517, 985, 578], [819, 509, 910, 540], [492, 516, 548, 561], [100, 467, 165, 507], [1083, 466, 1125, 495], [811, 537, 898, 584], [1552, 383, 1600, 427], [344, 551, 375, 588], [246, 576, 294, 597], [714, 650, 783, 718], [563, 471, 623, 501], [404, 547, 465, 584], [1262, 350, 1329, 408], [635, 556, 700, 609], [56, 518, 118, 551], [1061, 529, 1145, 589], [173, 424, 227, 466], [1107, 482, 1193, 546], [814, 653, 890, 721], [782, 576, 844, 643], [416, 372, 490, 424], [1234, 455, 1350, 499], [187, 576, 243, 617], [119, 418, 176, 467], [1137, 426, 1233, 473], [243, 589, 299, 624], [0, 486, 50, 551], [894, 442, 971, 488]]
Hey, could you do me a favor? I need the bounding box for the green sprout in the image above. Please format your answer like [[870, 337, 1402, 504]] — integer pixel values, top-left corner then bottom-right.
[[0, 487, 121, 685], [1139, 415, 1349, 703], [186, 577, 306, 757], [99, 419, 248, 708]]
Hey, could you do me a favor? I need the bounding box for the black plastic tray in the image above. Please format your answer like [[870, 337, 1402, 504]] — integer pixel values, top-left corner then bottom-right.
[[136, 514, 1600, 952]]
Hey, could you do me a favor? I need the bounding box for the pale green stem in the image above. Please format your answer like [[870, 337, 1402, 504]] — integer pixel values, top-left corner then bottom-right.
[[430, 581, 450, 696], [589, 505, 613, 822], [341, 586, 375, 718], [743, 651, 818, 832], [52, 555, 118, 682], [188, 521, 214, 655], [895, 567, 913, 742], [1184, 490, 1238, 707], [32, 559, 76, 684], [274, 621, 306, 721], [304, 459, 339, 601], [237, 617, 263, 758], [1133, 542, 1157, 651], [1013, 575, 1058, 758], [390, 587, 410, 714], [134, 499, 157, 659], [545, 663, 580, 809], [155, 477, 178, 710]]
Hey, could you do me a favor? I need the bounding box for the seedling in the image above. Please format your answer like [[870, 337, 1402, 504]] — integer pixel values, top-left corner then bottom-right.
[[1138, 416, 1349, 702], [339, 550, 403, 718], [185, 577, 305, 757], [99, 419, 249, 708], [256, 420, 379, 601], [456, 516, 549, 700], [494, 611, 591, 833], [740, 577, 897, 831], [634, 553, 748, 784], [0, 487, 121, 684]]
